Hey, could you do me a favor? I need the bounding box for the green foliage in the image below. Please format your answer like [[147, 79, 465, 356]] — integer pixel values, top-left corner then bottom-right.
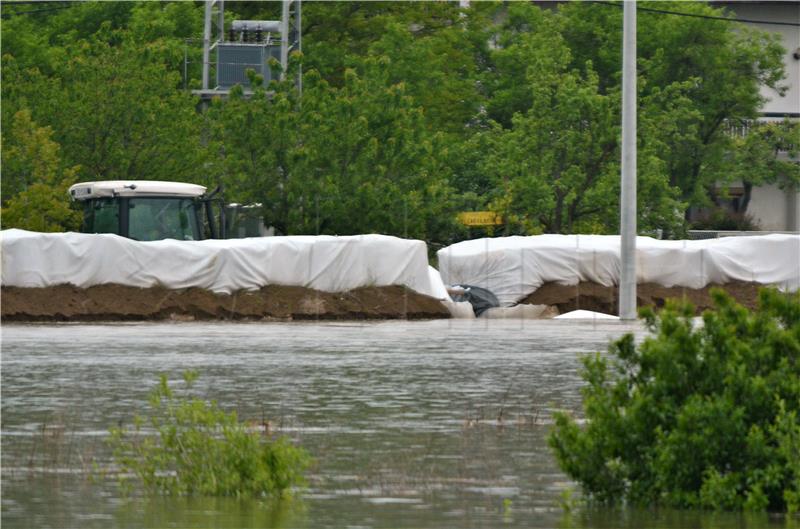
[[479, 59, 621, 234], [728, 120, 800, 188], [2, 19, 205, 187], [0, 1, 789, 240], [1, 109, 81, 231], [479, 1, 785, 231], [711, 120, 800, 222], [558, 1, 786, 210], [549, 289, 800, 511], [108, 371, 310, 497], [689, 207, 761, 232], [474, 6, 686, 235], [209, 61, 465, 243]]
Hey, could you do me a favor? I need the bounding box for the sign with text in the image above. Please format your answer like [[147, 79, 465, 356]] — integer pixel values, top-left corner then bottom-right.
[[457, 211, 503, 226]]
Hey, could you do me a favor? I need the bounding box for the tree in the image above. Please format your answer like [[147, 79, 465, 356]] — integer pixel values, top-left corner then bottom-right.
[[300, 2, 477, 82], [724, 120, 800, 216], [472, 18, 685, 235], [265, 1, 494, 138], [549, 289, 800, 511], [1, 109, 81, 232], [363, 21, 485, 137], [481, 3, 562, 129], [0, 1, 136, 74], [478, 68, 620, 234], [2, 20, 206, 184], [43, 33, 204, 183], [556, 1, 787, 213], [209, 60, 465, 244]]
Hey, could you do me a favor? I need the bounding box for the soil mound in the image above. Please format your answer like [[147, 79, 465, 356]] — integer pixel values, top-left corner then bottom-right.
[[1, 284, 450, 322], [522, 281, 765, 316]]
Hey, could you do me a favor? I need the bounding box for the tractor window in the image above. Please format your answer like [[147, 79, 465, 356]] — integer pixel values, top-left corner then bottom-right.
[[89, 199, 120, 234], [128, 198, 199, 241]]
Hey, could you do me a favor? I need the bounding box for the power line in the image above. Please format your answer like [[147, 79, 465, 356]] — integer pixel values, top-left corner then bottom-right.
[[591, 1, 800, 28], [1, 4, 75, 18]]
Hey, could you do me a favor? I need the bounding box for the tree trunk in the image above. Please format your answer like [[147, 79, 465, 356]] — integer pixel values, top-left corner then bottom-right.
[[553, 193, 564, 233], [740, 180, 753, 214]]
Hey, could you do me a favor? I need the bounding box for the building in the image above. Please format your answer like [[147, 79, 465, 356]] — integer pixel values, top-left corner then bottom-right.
[[717, 1, 800, 232]]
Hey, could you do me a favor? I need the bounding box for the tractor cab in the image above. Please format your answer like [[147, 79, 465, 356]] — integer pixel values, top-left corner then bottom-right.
[[68, 181, 226, 241]]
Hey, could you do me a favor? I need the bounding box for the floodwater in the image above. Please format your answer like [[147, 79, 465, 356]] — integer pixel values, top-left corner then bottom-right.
[[0, 320, 789, 529]]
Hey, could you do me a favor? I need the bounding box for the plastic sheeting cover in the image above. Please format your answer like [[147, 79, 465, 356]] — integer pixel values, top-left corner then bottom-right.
[[1, 229, 448, 299], [437, 234, 800, 306], [554, 310, 620, 320]]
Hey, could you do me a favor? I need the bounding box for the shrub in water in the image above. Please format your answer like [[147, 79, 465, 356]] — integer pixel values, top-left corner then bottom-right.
[[109, 371, 310, 497], [549, 288, 800, 511]]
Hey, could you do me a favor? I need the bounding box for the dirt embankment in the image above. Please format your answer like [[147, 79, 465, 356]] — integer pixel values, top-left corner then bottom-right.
[[1, 281, 776, 322], [523, 281, 765, 316], [1, 284, 451, 322]]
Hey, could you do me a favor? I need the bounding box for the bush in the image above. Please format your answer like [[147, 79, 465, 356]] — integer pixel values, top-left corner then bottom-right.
[[690, 207, 761, 232], [109, 371, 310, 497], [549, 288, 800, 511]]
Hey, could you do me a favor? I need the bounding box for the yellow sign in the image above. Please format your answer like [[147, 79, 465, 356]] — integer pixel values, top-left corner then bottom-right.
[[457, 211, 503, 226]]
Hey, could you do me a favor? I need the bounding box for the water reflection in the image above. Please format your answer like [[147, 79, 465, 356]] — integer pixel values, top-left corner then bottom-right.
[[560, 507, 793, 529], [114, 496, 305, 529]]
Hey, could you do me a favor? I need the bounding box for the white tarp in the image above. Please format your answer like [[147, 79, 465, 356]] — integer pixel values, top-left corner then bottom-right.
[[1, 229, 449, 299], [438, 234, 800, 306], [554, 309, 620, 320]]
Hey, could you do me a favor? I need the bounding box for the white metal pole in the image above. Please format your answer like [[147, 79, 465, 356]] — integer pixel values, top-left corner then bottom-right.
[[217, 0, 225, 43], [297, 0, 302, 95], [280, 0, 291, 80], [202, 0, 213, 90], [619, 0, 637, 320]]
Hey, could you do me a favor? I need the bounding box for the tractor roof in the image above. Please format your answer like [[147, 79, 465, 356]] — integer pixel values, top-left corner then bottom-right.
[[69, 181, 207, 200]]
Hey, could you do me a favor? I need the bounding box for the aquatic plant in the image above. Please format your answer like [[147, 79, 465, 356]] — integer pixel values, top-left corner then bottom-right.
[[549, 288, 800, 512], [109, 371, 310, 497]]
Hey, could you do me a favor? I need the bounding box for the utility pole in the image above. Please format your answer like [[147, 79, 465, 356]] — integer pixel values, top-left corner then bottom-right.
[[619, 0, 637, 320], [201, 0, 213, 90], [296, 0, 302, 94], [200, 0, 224, 93], [280, 0, 290, 80]]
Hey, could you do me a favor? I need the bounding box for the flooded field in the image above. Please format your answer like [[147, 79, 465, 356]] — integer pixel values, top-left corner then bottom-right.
[[0, 319, 788, 528]]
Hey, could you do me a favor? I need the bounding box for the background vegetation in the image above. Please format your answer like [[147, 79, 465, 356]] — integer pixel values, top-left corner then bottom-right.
[[2, 1, 798, 241], [549, 289, 800, 512]]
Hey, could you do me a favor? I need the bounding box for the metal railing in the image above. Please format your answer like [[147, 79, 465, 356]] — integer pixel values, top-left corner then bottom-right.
[[723, 115, 799, 155], [688, 229, 799, 240]]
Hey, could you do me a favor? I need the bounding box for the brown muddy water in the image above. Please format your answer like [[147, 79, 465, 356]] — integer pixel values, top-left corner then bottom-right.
[[0, 320, 790, 528]]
